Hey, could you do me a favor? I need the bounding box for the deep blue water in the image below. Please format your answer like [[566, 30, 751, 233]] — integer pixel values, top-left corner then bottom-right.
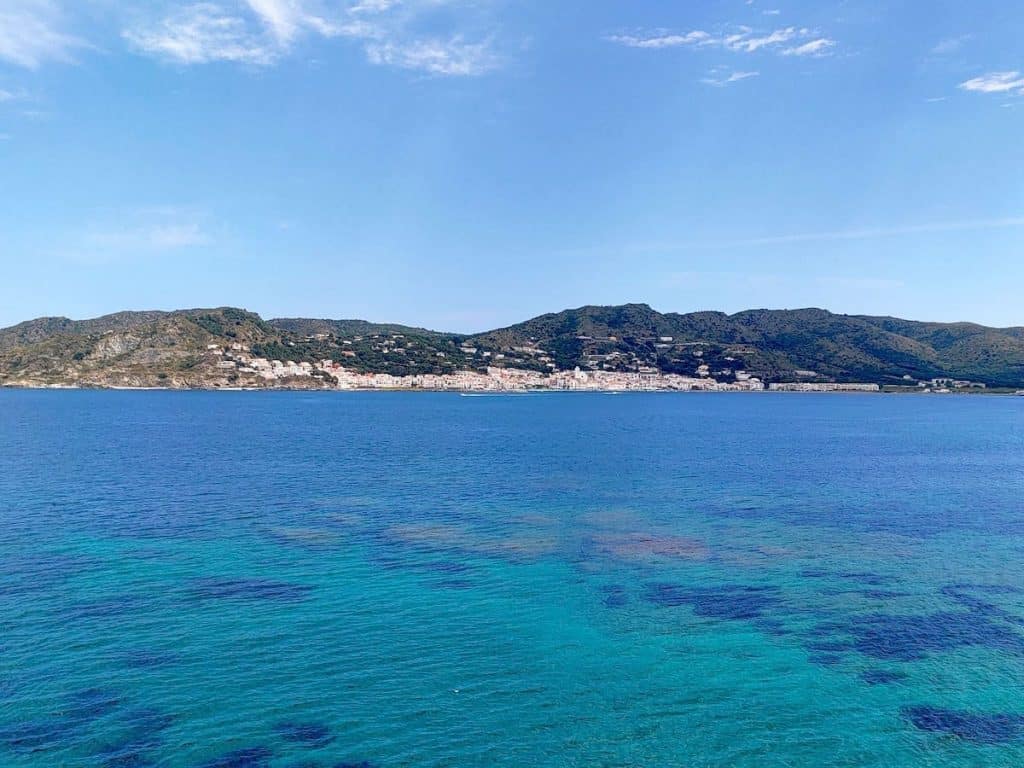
[[1, 390, 1023, 767]]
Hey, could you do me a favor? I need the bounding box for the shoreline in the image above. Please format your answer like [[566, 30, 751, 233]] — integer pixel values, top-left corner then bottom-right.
[[2, 382, 1021, 396]]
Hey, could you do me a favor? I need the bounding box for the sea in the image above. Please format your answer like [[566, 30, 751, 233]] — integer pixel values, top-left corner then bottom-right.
[[1, 390, 1023, 767]]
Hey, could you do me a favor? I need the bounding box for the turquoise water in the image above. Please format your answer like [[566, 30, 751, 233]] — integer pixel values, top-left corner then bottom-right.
[[1, 391, 1023, 767]]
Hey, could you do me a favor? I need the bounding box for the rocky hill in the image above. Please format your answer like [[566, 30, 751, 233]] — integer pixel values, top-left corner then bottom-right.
[[0, 308, 330, 389], [1, 304, 1023, 389], [467, 305, 1024, 387]]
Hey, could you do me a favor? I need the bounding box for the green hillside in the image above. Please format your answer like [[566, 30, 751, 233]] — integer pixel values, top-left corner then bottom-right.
[[2, 304, 1023, 388], [465, 304, 1024, 387]]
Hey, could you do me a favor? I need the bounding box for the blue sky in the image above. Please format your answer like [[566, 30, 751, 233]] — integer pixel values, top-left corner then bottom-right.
[[1, 0, 1022, 331]]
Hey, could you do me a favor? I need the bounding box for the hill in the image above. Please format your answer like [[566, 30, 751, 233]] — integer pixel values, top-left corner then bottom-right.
[[1, 304, 1023, 389], [463, 305, 1024, 387], [268, 317, 447, 339]]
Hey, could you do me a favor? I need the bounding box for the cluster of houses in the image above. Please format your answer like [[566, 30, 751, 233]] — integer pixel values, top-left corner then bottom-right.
[[918, 377, 987, 393], [207, 344, 317, 379], [768, 382, 881, 393], [201, 342, 912, 393], [322, 364, 767, 392], [202, 343, 770, 391]]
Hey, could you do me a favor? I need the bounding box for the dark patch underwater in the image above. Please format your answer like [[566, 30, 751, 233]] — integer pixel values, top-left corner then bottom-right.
[[903, 705, 1024, 744], [186, 578, 313, 603]]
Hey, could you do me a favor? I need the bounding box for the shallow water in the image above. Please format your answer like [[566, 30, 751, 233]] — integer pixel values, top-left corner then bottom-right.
[[1, 390, 1023, 767]]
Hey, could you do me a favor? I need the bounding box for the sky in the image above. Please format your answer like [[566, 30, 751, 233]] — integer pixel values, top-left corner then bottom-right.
[[1, 0, 1022, 332]]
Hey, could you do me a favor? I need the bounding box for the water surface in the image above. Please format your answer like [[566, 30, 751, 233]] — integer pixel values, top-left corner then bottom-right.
[[1, 390, 1023, 767]]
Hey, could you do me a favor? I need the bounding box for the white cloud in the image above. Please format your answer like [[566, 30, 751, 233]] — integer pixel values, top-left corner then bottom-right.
[[86, 222, 211, 251], [931, 35, 969, 55], [366, 37, 498, 77], [781, 38, 835, 57], [0, 0, 86, 68], [608, 24, 835, 58], [728, 27, 799, 53], [121, 0, 500, 76], [240, 0, 346, 41], [243, 0, 304, 43], [959, 71, 1024, 95], [606, 30, 712, 49], [701, 69, 759, 87], [67, 207, 214, 263], [124, 4, 276, 65], [349, 0, 401, 14]]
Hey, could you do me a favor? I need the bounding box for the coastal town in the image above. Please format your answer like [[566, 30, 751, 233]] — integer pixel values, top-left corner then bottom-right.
[[207, 342, 888, 392], [4, 307, 1017, 393]]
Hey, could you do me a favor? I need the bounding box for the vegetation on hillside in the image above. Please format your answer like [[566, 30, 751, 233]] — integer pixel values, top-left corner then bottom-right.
[[1, 304, 1023, 388]]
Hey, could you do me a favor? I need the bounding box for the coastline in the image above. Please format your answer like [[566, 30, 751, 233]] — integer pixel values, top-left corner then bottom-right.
[[3, 382, 1019, 395]]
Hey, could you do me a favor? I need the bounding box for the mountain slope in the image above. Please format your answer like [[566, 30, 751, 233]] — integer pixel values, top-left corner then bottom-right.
[[2, 304, 1023, 388], [268, 317, 449, 340], [0, 308, 330, 389], [465, 304, 1024, 387]]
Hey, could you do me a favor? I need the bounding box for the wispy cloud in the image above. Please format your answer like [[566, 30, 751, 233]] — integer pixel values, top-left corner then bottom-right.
[[86, 222, 211, 250], [66, 206, 214, 264], [607, 25, 836, 59], [701, 69, 759, 87], [365, 37, 498, 77], [0, 0, 86, 68], [677, 216, 1024, 250], [959, 71, 1024, 95], [931, 35, 970, 56], [124, 4, 277, 65], [729, 27, 801, 53], [557, 216, 1024, 260], [244, 0, 313, 44], [604, 30, 711, 50], [122, 0, 502, 76], [669, 270, 905, 293], [781, 38, 834, 57]]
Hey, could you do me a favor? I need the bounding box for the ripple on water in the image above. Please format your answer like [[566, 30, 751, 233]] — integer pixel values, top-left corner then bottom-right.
[[643, 583, 782, 620], [263, 526, 342, 550], [805, 640, 854, 653], [198, 746, 274, 768], [186, 578, 313, 603], [67, 594, 152, 621], [274, 722, 335, 748], [0, 687, 123, 755], [431, 578, 476, 590], [903, 705, 1024, 744], [0, 552, 103, 597], [940, 584, 1024, 624], [850, 612, 1024, 661], [861, 669, 907, 685], [93, 707, 175, 767], [118, 648, 183, 669], [601, 584, 628, 608], [808, 653, 844, 667], [383, 522, 556, 560], [589, 531, 710, 563], [64, 687, 124, 723]]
